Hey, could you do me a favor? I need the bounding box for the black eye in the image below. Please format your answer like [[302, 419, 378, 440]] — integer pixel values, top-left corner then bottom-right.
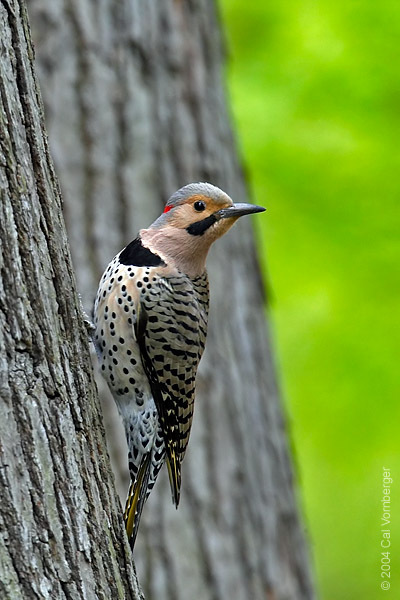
[[194, 200, 206, 212]]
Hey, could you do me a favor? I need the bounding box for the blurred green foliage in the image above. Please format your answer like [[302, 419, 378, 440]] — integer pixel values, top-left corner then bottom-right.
[[219, 0, 400, 597]]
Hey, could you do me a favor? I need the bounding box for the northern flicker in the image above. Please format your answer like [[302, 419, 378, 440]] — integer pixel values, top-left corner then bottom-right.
[[93, 182, 265, 549]]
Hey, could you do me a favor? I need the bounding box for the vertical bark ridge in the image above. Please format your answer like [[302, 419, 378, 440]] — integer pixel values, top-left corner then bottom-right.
[[65, 0, 102, 280], [183, 471, 221, 600]]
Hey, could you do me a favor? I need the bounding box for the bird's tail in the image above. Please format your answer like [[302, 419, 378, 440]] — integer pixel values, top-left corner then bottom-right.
[[123, 453, 151, 550], [166, 451, 181, 508]]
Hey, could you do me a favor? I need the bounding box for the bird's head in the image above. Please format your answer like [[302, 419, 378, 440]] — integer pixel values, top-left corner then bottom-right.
[[141, 183, 265, 276]]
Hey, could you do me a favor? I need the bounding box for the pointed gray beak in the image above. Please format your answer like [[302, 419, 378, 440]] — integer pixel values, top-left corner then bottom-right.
[[216, 203, 266, 220]]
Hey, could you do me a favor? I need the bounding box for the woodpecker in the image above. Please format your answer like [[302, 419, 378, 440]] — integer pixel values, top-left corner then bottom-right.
[[93, 182, 265, 549]]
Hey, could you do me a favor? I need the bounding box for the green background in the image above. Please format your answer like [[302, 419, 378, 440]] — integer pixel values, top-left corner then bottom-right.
[[219, 0, 400, 598]]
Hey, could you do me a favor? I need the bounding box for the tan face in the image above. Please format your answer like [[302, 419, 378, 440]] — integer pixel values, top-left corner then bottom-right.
[[166, 193, 238, 240], [141, 187, 265, 276]]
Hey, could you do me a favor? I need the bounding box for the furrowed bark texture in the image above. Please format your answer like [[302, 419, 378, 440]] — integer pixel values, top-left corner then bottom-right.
[[29, 0, 314, 599], [0, 1, 143, 598]]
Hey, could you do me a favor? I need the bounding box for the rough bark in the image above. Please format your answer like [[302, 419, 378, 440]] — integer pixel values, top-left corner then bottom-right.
[[0, 1, 143, 598], [29, 0, 315, 599]]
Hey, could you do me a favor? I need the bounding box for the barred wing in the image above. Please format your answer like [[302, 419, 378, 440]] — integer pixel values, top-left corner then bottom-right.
[[134, 272, 208, 505]]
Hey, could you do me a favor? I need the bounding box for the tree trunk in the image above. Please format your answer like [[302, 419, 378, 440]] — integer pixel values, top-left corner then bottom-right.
[[29, 0, 315, 599], [0, 1, 143, 598]]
